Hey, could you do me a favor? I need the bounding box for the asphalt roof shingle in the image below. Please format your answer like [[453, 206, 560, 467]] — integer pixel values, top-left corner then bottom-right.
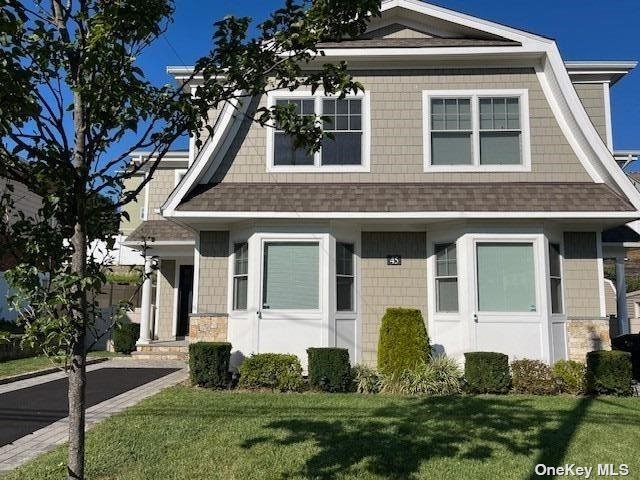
[[125, 220, 194, 243]]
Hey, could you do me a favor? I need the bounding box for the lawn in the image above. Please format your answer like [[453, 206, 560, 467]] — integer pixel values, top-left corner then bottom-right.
[[0, 351, 125, 380], [3, 388, 639, 480]]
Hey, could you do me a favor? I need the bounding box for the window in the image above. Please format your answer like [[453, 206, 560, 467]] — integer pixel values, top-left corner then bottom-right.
[[476, 243, 536, 313], [424, 90, 529, 170], [262, 242, 319, 310], [233, 242, 248, 310], [336, 243, 354, 311], [549, 243, 563, 314], [435, 243, 458, 312], [268, 93, 369, 171]]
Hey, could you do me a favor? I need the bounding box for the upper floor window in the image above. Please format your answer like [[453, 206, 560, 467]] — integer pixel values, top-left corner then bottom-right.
[[267, 92, 370, 172], [424, 90, 530, 171]]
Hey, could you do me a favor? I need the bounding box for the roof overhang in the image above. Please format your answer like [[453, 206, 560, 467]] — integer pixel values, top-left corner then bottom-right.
[[565, 61, 637, 85]]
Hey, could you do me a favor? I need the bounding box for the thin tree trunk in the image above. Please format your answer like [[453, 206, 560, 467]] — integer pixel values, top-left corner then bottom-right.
[[67, 323, 86, 480]]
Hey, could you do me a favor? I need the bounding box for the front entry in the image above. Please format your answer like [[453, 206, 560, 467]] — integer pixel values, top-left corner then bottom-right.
[[177, 265, 194, 337]]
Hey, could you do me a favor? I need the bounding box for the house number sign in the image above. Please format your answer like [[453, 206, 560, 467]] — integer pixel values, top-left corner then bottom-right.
[[387, 255, 402, 266]]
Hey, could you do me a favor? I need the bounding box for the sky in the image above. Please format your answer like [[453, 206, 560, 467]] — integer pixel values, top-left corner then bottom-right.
[[137, 0, 640, 152]]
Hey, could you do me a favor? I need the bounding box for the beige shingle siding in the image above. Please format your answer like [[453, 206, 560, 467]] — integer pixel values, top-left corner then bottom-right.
[[364, 24, 432, 39], [210, 68, 591, 184], [574, 83, 608, 145], [120, 175, 144, 235], [147, 169, 176, 220], [0, 178, 41, 222], [197, 231, 229, 314], [157, 259, 176, 340], [360, 232, 428, 366], [563, 232, 602, 318]]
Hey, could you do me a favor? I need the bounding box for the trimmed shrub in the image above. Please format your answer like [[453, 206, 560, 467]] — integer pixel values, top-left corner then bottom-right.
[[377, 308, 430, 376], [585, 350, 632, 396], [552, 360, 585, 395], [307, 348, 351, 392], [511, 359, 557, 395], [112, 322, 140, 354], [612, 334, 640, 380], [464, 352, 510, 394], [0, 335, 38, 361], [189, 342, 231, 388], [351, 364, 381, 394], [381, 355, 462, 395], [238, 353, 304, 392]]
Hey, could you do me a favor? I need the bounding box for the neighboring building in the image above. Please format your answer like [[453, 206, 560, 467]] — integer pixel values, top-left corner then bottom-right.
[[120, 0, 640, 365]]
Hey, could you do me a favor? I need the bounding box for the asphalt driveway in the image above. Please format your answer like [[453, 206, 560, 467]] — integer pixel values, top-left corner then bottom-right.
[[0, 367, 178, 447]]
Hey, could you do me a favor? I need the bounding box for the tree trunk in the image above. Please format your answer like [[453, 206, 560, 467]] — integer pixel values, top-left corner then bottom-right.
[[67, 328, 86, 480]]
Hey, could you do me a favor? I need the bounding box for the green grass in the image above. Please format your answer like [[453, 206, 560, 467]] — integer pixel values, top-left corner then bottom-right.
[[3, 388, 639, 480], [0, 351, 126, 380]]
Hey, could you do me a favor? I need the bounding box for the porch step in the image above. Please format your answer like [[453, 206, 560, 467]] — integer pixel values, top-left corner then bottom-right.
[[131, 351, 188, 361], [132, 341, 189, 361]]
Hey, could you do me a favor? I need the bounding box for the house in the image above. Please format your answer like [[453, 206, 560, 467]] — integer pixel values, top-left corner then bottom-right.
[[119, 0, 640, 366]]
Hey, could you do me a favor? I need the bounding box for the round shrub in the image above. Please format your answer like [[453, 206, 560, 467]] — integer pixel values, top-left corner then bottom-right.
[[307, 348, 351, 392], [585, 350, 632, 396], [351, 364, 381, 394], [511, 359, 557, 395], [464, 352, 510, 394], [189, 342, 232, 389], [112, 322, 140, 354], [238, 353, 304, 392], [552, 360, 585, 395], [377, 308, 429, 376]]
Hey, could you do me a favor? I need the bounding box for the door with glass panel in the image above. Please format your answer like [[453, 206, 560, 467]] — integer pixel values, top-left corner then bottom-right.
[[473, 241, 544, 360], [258, 241, 323, 362]]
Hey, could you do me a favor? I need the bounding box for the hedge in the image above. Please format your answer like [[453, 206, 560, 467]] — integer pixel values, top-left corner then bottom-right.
[[189, 342, 231, 388], [612, 334, 640, 381], [511, 359, 556, 395], [377, 308, 429, 376], [307, 348, 351, 392], [112, 322, 140, 354], [464, 352, 510, 394], [585, 350, 632, 396], [0, 335, 38, 361], [238, 353, 304, 392]]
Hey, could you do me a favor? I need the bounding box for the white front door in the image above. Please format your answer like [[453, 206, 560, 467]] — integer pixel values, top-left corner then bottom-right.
[[472, 239, 546, 361], [257, 240, 325, 365]]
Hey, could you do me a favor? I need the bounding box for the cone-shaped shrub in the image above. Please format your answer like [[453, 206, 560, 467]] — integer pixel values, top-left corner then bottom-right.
[[377, 308, 429, 376]]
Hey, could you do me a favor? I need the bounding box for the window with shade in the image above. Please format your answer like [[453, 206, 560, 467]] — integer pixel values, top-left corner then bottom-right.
[[435, 243, 459, 312], [336, 243, 355, 312], [233, 242, 248, 310], [549, 243, 563, 314]]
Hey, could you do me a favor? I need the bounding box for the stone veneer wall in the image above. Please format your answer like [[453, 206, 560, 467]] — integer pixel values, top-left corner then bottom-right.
[[566, 318, 612, 362], [360, 232, 427, 366], [188, 314, 229, 343]]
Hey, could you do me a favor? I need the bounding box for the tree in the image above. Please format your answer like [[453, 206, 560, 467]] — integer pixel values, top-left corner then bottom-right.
[[0, 0, 380, 478]]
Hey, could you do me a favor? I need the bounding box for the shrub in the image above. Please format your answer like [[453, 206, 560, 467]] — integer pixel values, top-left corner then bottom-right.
[[0, 335, 38, 361], [464, 352, 510, 394], [189, 342, 232, 388], [112, 322, 140, 354], [377, 308, 429, 376], [307, 348, 351, 392], [585, 350, 632, 396], [0, 320, 24, 334], [552, 360, 585, 395], [381, 356, 462, 396], [510, 359, 557, 395], [238, 353, 304, 392], [351, 364, 381, 394], [612, 334, 640, 380]]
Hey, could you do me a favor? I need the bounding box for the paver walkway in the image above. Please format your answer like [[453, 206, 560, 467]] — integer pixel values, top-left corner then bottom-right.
[[0, 359, 187, 473]]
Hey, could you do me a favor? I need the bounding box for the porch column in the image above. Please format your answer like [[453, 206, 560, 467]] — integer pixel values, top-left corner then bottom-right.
[[615, 256, 629, 336], [137, 255, 154, 345]]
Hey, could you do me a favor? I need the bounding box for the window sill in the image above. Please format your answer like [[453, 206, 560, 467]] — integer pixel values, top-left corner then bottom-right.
[[423, 164, 531, 173], [266, 165, 370, 174]]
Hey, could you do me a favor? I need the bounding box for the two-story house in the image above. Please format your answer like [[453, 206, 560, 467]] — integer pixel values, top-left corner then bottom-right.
[[120, 0, 640, 367]]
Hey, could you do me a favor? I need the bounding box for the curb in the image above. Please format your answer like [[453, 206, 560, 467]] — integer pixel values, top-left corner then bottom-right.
[[0, 357, 110, 385]]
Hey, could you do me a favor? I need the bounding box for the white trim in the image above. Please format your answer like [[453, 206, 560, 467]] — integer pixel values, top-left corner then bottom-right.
[[422, 89, 531, 172], [265, 89, 371, 173], [143, 171, 150, 221], [193, 235, 200, 314], [596, 232, 607, 318], [122, 240, 196, 247], [174, 169, 187, 187], [171, 261, 180, 338], [603, 82, 614, 151]]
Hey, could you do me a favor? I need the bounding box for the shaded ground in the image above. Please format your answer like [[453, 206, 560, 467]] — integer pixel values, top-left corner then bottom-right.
[[4, 388, 640, 480], [0, 368, 177, 447], [0, 351, 126, 380]]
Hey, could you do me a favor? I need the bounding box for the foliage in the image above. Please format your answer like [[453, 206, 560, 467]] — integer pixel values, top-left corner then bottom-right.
[[510, 359, 557, 395], [585, 350, 633, 396], [111, 322, 140, 355], [0, 319, 23, 334], [0, 334, 38, 361], [238, 353, 304, 392], [105, 270, 143, 285], [552, 360, 586, 395], [464, 352, 511, 394], [380, 356, 462, 396], [189, 342, 231, 389], [612, 334, 640, 380], [307, 347, 351, 392], [351, 364, 381, 394], [377, 308, 430, 376]]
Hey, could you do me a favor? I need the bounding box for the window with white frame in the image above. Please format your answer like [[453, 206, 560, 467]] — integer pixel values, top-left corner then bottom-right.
[[269, 93, 368, 170], [549, 243, 563, 314], [233, 242, 248, 310], [336, 242, 355, 311], [425, 91, 529, 170], [435, 243, 458, 312]]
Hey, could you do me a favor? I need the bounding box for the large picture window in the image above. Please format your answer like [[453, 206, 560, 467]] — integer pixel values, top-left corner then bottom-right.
[[262, 242, 319, 310]]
